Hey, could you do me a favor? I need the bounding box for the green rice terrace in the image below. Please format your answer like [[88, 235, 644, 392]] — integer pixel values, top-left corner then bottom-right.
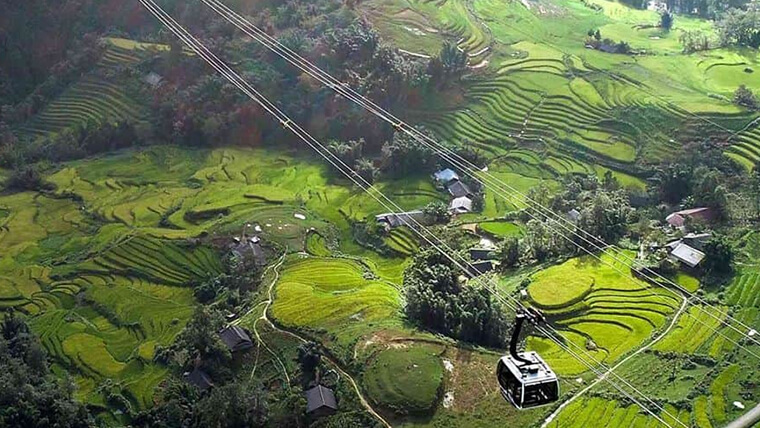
[[3, 0, 760, 426]]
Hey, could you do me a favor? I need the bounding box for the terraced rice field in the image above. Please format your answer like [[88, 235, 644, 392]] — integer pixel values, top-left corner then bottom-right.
[[270, 256, 402, 361], [526, 251, 680, 374], [384, 226, 420, 255], [15, 39, 152, 139], [727, 268, 760, 308], [548, 397, 690, 428], [654, 305, 727, 356], [0, 146, 426, 418], [24, 240, 205, 413]]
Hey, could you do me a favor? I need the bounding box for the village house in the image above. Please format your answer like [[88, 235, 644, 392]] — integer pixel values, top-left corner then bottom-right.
[[184, 367, 213, 392], [666, 207, 714, 229], [305, 385, 338, 418], [566, 208, 581, 223], [375, 210, 427, 230], [664, 232, 711, 269], [469, 247, 495, 261], [218, 326, 253, 353], [433, 168, 459, 185], [669, 241, 705, 268], [446, 180, 472, 198], [143, 71, 164, 88], [231, 234, 266, 266], [468, 260, 495, 275], [449, 196, 473, 214]]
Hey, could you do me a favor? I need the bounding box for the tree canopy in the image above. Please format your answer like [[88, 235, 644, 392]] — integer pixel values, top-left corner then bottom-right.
[[403, 250, 510, 347]]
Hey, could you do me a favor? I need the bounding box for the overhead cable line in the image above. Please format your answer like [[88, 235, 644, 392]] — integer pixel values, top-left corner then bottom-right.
[[199, 0, 760, 355], [138, 1, 682, 425]]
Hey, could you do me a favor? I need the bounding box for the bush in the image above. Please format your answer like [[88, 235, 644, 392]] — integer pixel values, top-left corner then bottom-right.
[[4, 165, 54, 192], [734, 85, 757, 109]]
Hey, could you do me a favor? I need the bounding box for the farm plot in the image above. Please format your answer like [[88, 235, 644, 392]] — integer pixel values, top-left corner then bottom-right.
[[384, 226, 420, 256], [654, 305, 727, 356], [549, 396, 690, 428], [14, 41, 150, 140], [526, 251, 680, 374], [270, 256, 402, 362]]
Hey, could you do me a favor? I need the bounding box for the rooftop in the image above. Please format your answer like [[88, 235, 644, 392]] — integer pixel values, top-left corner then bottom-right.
[[184, 367, 213, 391], [447, 180, 472, 198], [219, 326, 253, 352], [434, 168, 459, 184], [305, 385, 338, 413], [670, 242, 705, 268], [449, 196, 473, 213]]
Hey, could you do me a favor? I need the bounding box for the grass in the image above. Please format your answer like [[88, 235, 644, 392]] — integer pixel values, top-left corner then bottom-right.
[[477, 221, 523, 238], [363, 345, 444, 414]]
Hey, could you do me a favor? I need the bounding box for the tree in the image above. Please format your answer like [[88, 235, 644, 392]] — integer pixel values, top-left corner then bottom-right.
[[354, 158, 379, 184], [0, 314, 93, 427], [661, 10, 674, 31], [496, 237, 520, 269], [429, 41, 468, 87], [194, 381, 269, 428], [578, 192, 632, 244], [679, 30, 710, 53], [296, 342, 321, 383], [702, 236, 734, 279], [423, 201, 451, 224], [159, 306, 230, 375], [4, 164, 53, 192], [692, 167, 728, 216], [717, 8, 760, 48], [380, 128, 436, 177], [649, 163, 693, 204], [404, 250, 510, 347], [734, 85, 757, 109]]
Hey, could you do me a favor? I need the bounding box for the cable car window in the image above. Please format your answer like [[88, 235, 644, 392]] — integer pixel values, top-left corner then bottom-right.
[[497, 361, 520, 403], [522, 381, 559, 408]]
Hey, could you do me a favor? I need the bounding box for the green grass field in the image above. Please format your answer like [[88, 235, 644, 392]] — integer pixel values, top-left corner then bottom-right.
[[364, 344, 444, 414]]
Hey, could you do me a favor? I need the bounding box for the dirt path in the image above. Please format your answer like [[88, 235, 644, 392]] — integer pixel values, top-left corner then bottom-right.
[[541, 295, 689, 427], [238, 254, 291, 385], [237, 254, 392, 428]]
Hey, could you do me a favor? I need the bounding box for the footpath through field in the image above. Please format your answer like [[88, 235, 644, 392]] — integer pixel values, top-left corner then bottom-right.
[[232, 254, 392, 428], [541, 294, 689, 428]]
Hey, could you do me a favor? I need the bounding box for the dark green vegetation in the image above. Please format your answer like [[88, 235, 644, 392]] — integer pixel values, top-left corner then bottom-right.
[[0, 314, 93, 427], [404, 250, 510, 348]]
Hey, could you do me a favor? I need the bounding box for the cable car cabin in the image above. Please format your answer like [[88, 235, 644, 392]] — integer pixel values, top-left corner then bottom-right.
[[497, 352, 559, 409]]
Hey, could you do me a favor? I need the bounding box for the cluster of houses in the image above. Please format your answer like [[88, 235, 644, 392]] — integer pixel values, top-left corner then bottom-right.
[[375, 167, 475, 231], [183, 324, 339, 417], [650, 207, 716, 269], [434, 168, 475, 214]]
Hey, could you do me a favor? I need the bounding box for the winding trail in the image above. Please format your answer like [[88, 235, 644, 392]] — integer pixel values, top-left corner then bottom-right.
[[541, 295, 689, 427], [234, 254, 392, 428]]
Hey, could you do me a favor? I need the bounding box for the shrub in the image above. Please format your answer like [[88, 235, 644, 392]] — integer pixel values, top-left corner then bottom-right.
[[734, 85, 757, 109]]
